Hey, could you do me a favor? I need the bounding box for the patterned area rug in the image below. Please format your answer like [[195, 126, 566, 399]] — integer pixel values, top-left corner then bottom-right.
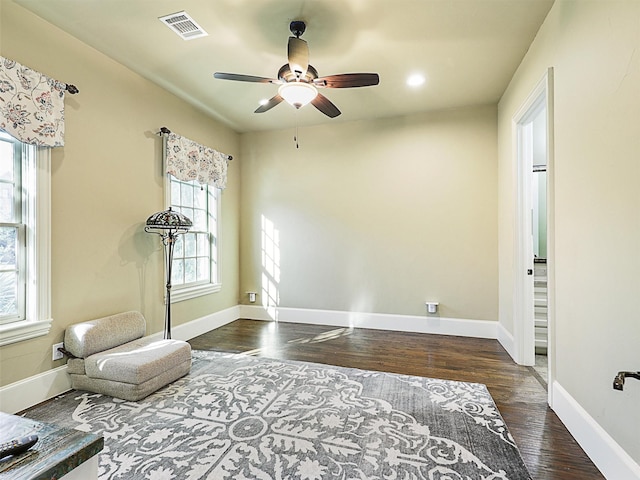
[[24, 351, 532, 479]]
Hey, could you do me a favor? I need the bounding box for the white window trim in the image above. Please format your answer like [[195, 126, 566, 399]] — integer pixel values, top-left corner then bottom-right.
[[163, 173, 222, 304], [170, 282, 222, 303], [0, 146, 52, 346]]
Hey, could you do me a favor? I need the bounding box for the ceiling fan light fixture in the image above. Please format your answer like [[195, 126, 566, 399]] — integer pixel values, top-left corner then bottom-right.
[[278, 82, 317, 109], [407, 73, 426, 87]]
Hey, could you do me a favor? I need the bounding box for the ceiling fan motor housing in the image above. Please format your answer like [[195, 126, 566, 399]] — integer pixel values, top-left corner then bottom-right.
[[278, 64, 318, 83], [290, 20, 306, 38]]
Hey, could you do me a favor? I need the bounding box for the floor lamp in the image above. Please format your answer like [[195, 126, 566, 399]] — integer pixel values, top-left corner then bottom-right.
[[145, 207, 192, 339]]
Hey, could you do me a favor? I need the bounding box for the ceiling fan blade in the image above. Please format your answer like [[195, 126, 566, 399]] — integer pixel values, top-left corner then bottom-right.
[[214, 72, 279, 84], [314, 73, 380, 88], [254, 95, 284, 113], [311, 93, 341, 118], [287, 37, 309, 78]]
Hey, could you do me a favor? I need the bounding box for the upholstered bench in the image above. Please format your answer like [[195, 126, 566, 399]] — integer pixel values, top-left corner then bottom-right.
[[63, 311, 191, 401]]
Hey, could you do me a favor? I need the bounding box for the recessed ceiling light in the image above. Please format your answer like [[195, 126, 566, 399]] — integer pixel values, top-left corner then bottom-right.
[[407, 74, 426, 87]]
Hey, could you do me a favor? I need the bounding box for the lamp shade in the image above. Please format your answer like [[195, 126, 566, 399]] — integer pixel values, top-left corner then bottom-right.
[[145, 207, 192, 231], [278, 82, 318, 109]]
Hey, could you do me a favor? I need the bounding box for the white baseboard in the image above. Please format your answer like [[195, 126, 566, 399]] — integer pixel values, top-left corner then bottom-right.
[[148, 305, 241, 342], [552, 381, 640, 480], [239, 304, 498, 339], [497, 322, 516, 362], [0, 364, 71, 414]]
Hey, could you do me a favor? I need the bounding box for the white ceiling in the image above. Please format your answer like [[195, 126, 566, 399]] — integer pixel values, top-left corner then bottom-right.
[[14, 0, 554, 133]]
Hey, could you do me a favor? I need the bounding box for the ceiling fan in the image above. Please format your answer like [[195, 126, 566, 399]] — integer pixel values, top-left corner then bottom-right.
[[214, 21, 379, 118]]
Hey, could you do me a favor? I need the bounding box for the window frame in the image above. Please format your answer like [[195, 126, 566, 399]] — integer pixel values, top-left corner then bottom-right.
[[0, 136, 25, 324], [0, 132, 52, 346], [164, 173, 221, 303]]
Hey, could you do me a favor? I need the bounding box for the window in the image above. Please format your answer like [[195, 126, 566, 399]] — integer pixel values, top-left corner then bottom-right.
[[0, 134, 24, 323], [167, 175, 220, 301], [0, 131, 52, 346]]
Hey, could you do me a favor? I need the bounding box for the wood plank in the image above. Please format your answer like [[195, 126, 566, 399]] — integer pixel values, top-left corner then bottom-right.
[[0, 412, 102, 480], [189, 319, 605, 480]]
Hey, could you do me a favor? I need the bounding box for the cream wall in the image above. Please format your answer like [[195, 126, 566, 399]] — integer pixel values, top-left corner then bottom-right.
[[0, 2, 241, 387], [498, 0, 640, 462], [240, 106, 498, 321]]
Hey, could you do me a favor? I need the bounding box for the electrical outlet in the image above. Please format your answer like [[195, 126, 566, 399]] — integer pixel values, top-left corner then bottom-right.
[[425, 302, 439, 314], [52, 342, 64, 361]]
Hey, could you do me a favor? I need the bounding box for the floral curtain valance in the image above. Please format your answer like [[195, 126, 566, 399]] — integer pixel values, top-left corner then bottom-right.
[[164, 131, 229, 190], [0, 57, 67, 147]]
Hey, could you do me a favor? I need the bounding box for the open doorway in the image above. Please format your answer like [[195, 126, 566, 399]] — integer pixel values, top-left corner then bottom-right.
[[532, 113, 548, 385], [513, 69, 554, 397]]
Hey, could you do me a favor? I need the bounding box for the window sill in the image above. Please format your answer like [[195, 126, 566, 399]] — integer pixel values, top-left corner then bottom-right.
[[0, 318, 53, 347], [170, 283, 222, 303]]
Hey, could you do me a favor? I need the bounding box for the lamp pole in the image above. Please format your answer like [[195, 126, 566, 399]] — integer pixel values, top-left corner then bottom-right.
[[145, 208, 192, 340], [160, 230, 177, 339]]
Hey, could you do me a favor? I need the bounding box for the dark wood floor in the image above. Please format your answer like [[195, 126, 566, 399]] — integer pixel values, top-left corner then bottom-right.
[[189, 319, 605, 480]]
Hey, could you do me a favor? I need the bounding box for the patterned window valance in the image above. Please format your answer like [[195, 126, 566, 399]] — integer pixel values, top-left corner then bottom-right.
[[0, 57, 68, 147], [164, 130, 230, 190]]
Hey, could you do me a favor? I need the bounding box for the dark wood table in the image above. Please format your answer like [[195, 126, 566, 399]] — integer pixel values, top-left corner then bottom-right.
[[0, 412, 103, 480]]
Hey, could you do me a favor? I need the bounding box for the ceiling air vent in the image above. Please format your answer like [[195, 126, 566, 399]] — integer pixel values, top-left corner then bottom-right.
[[159, 11, 208, 40]]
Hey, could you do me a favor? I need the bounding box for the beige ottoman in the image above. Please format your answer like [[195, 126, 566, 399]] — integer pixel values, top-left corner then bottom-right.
[[64, 311, 191, 401]]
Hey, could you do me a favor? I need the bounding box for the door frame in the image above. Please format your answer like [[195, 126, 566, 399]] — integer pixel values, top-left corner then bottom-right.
[[512, 68, 555, 403]]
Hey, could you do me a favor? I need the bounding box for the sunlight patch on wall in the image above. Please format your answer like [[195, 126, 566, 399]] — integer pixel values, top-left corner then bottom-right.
[[261, 215, 280, 320], [348, 293, 374, 328]]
